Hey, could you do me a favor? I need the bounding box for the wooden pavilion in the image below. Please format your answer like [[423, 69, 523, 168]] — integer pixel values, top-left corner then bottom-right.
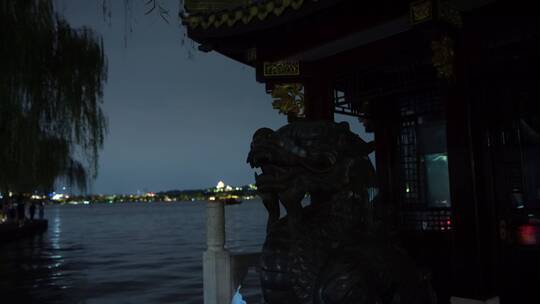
[[183, 1, 540, 303]]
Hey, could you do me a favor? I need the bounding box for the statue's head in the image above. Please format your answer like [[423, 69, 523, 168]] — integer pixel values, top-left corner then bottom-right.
[[247, 121, 375, 204]]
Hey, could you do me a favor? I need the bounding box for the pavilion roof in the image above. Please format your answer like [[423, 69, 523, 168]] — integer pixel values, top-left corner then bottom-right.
[[182, 0, 322, 30]]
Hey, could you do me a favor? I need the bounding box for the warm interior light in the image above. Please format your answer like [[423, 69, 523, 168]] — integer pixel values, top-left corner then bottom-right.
[[518, 224, 539, 245]]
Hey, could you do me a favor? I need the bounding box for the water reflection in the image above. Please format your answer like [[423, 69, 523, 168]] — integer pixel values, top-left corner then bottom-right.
[[50, 207, 62, 250], [0, 201, 267, 303], [0, 233, 69, 302]]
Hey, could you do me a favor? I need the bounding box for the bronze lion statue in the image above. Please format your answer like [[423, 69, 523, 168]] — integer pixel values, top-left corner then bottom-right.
[[247, 121, 436, 304]]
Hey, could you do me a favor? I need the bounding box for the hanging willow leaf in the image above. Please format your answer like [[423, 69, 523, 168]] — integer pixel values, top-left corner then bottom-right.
[[0, 0, 108, 193]]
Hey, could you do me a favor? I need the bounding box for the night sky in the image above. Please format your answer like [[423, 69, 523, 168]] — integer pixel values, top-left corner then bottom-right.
[[59, 1, 371, 194]]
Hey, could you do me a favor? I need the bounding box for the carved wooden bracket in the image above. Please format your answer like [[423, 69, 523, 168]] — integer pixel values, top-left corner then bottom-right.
[[269, 83, 305, 118], [432, 35, 456, 82], [410, 0, 463, 28]]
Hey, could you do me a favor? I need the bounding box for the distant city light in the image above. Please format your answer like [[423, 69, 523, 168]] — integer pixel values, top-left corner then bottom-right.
[[52, 193, 64, 201], [17, 181, 258, 205]]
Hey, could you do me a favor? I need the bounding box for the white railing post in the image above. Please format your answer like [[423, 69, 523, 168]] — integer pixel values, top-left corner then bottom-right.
[[203, 201, 232, 304]]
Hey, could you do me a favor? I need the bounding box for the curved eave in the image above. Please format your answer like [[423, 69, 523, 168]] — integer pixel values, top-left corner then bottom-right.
[[184, 0, 416, 67], [182, 0, 344, 39], [183, 0, 307, 30]]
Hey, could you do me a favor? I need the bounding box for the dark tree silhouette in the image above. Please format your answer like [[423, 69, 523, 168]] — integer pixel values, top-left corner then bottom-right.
[[0, 0, 108, 193]]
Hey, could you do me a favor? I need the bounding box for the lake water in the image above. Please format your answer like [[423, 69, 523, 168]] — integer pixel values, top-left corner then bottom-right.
[[0, 201, 268, 304]]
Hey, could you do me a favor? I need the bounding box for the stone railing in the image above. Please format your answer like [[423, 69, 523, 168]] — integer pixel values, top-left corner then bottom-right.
[[203, 201, 260, 304]]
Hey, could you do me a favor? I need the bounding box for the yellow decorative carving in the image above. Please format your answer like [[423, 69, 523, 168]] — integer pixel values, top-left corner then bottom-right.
[[410, 0, 462, 28], [270, 84, 305, 117], [184, 0, 248, 14], [410, 0, 432, 24], [263, 61, 300, 77], [432, 36, 455, 82], [182, 0, 307, 30]]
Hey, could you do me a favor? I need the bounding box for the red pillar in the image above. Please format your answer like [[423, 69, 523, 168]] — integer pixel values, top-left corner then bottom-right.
[[303, 75, 334, 121]]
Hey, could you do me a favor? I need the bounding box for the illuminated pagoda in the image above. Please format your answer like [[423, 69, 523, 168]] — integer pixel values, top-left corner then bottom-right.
[[183, 1, 540, 303]]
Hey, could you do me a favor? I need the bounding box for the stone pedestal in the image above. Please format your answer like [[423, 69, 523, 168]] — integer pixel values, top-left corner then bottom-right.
[[203, 201, 232, 304]]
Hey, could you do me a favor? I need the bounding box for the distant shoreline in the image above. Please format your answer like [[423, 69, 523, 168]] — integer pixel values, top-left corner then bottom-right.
[[50, 196, 260, 206], [44, 182, 259, 205]]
